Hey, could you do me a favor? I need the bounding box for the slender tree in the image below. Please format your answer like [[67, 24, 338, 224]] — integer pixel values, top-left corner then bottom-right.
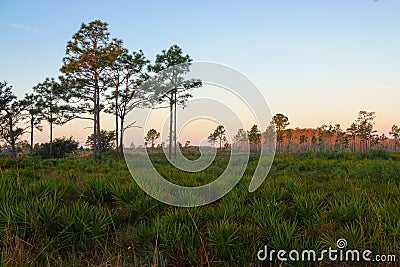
[[317, 125, 326, 151], [326, 125, 335, 150], [106, 39, 125, 155], [272, 114, 289, 152], [33, 78, 74, 158], [248, 124, 261, 152], [151, 45, 201, 159], [346, 123, 358, 152], [389, 124, 400, 152], [377, 133, 388, 150], [210, 125, 227, 151], [311, 135, 317, 152], [60, 20, 123, 159], [317, 124, 335, 151], [299, 135, 308, 151], [145, 128, 160, 153], [105, 49, 152, 157], [341, 135, 350, 152], [19, 93, 43, 155], [234, 128, 248, 151], [264, 121, 276, 152], [0, 81, 27, 160], [355, 111, 377, 152], [333, 124, 342, 151], [285, 129, 293, 152], [208, 133, 217, 148]]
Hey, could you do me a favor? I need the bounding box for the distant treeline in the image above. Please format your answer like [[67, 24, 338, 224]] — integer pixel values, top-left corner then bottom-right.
[[231, 112, 400, 153]]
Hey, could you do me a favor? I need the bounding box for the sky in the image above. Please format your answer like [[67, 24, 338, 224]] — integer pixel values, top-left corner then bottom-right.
[[0, 0, 399, 146]]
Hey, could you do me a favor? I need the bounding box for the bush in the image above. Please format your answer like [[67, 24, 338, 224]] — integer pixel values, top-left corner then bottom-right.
[[365, 149, 392, 160], [86, 130, 116, 152], [34, 137, 79, 159]]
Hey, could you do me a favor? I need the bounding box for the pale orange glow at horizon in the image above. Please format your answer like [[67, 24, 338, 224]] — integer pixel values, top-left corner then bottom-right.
[[21, 72, 400, 147]]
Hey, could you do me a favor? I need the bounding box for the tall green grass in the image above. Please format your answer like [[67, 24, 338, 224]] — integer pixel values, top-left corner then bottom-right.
[[0, 152, 399, 266]]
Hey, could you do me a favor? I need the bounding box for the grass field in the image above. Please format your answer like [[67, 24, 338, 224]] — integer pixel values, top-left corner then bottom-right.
[[1, 151, 400, 266]]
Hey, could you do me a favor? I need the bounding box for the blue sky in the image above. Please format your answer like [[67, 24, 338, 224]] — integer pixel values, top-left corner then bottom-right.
[[1, 1, 399, 144]]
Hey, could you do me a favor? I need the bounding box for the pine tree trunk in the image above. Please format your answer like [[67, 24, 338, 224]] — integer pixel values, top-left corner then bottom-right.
[[174, 90, 177, 159], [97, 119, 101, 158], [9, 115, 17, 161], [119, 116, 124, 157], [97, 98, 101, 159], [168, 93, 173, 159], [93, 91, 98, 159], [115, 87, 119, 158], [49, 116, 53, 158], [30, 116, 34, 156]]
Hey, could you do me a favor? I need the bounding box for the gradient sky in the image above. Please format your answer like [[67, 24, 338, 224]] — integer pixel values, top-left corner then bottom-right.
[[0, 0, 399, 145]]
